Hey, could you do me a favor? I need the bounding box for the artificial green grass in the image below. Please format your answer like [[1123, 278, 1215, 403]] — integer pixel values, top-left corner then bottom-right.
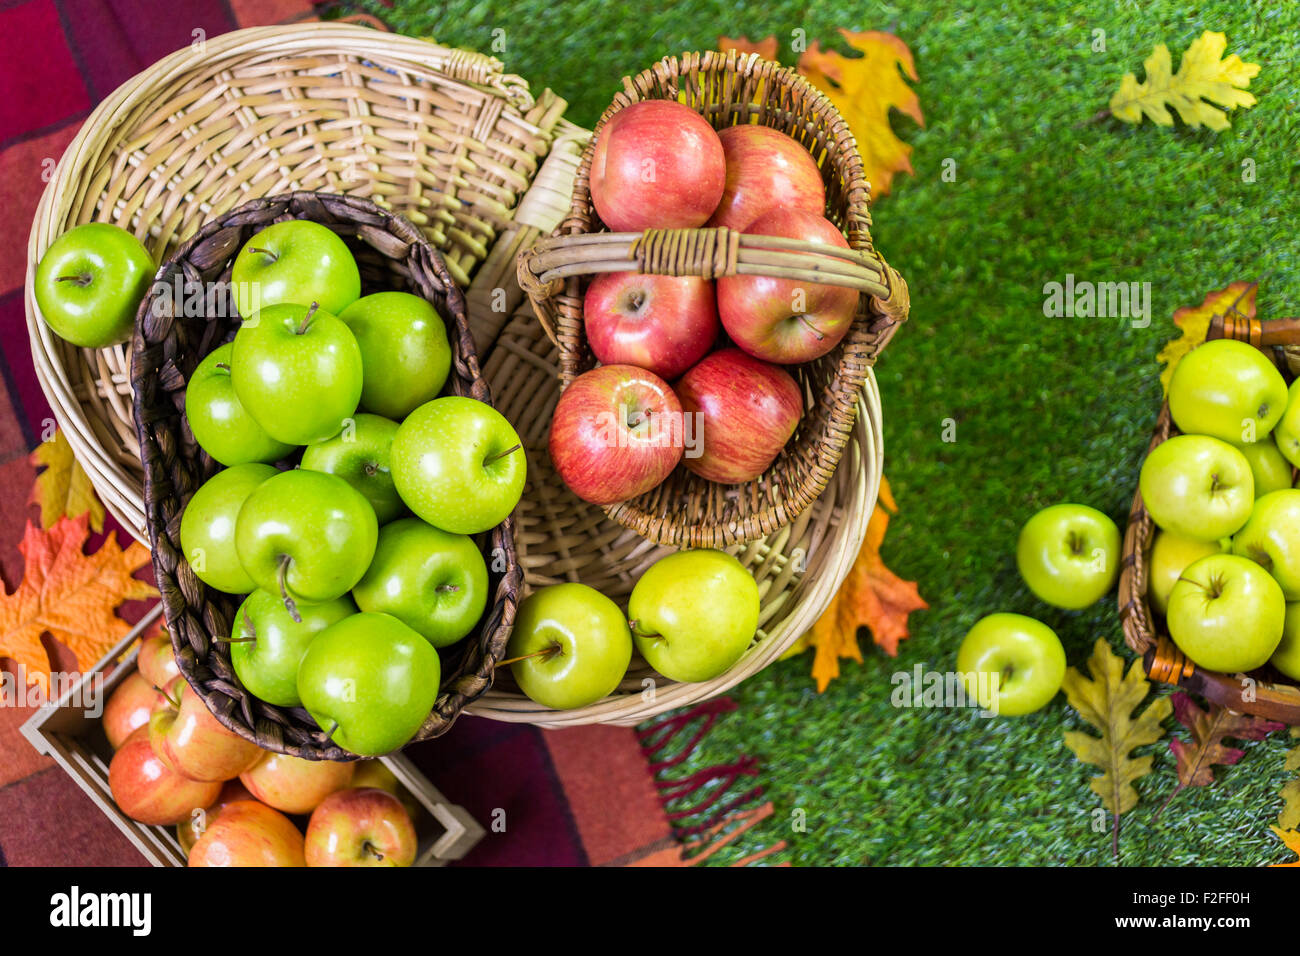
[[356, 0, 1300, 865]]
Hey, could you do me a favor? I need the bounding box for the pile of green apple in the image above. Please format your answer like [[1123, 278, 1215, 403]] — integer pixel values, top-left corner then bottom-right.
[[176, 219, 526, 756]]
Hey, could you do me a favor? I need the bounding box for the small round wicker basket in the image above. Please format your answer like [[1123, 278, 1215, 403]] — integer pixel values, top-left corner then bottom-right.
[[518, 49, 909, 549], [132, 192, 521, 759]]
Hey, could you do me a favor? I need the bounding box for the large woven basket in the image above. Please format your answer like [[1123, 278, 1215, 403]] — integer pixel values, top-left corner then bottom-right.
[[133, 191, 521, 759], [1119, 318, 1300, 723], [518, 50, 909, 549]]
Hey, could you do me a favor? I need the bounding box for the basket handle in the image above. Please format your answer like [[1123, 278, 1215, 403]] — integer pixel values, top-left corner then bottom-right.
[[1209, 313, 1300, 347], [517, 227, 910, 348]]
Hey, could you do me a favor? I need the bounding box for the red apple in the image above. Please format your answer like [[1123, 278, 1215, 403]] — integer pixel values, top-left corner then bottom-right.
[[103, 671, 163, 750], [305, 787, 417, 867], [584, 272, 718, 381], [240, 751, 355, 815], [706, 125, 826, 231], [677, 349, 803, 484], [350, 760, 421, 821], [176, 779, 256, 855], [108, 727, 222, 826], [590, 100, 725, 232], [549, 364, 684, 505], [149, 677, 264, 782], [717, 209, 859, 364], [188, 800, 305, 867], [136, 632, 180, 689]]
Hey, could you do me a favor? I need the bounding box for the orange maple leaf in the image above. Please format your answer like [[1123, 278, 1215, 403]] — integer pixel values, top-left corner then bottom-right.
[[0, 515, 157, 690], [1270, 826, 1300, 867], [718, 35, 779, 60]]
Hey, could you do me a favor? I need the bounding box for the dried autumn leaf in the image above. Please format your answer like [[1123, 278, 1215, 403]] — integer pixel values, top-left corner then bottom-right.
[[1062, 638, 1172, 858], [797, 30, 923, 198], [0, 515, 157, 690], [29, 430, 105, 533], [1110, 31, 1259, 131], [1156, 280, 1257, 394], [1277, 730, 1300, 830], [717, 35, 778, 60], [1271, 826, 1300, 867]]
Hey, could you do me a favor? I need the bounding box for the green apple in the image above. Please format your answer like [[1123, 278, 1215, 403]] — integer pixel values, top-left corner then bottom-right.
[[231, 302, 363, 446], [390, 396, 526, 534], [1138, 434, 1253, 541], [340, 292, 452, 420], [234, 469, 378, 614], [1231, 489, 1300, 599], [1274, 379, 1300, 469], [1167, 553, 1285, 673], [1015, 503, 1120, 609], [179, 463, 278, 594], [1270, 603, 1300, 681], [955, 613, 1065, 716], [505, 583, 632, 709], [229, 220, 360, 318], [296, 612, 441, 757], [628, 550, 760, 683], [229, 589, 357, 707], [301, 413, 405, 524], [185, 343, 295, 466], [352, 518, 488, 648], [34, 223, 154, 348], [1148, 529, 1223, 615], [1168, 338, 1288, 443], [1235, 438, 1293, 497]]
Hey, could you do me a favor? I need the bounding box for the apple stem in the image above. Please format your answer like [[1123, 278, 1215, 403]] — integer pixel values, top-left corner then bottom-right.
[[483, 443, 522, 467], [161, 686, 181, 709], [435, 584, 460, 593], [247, 246, 278, 263], [363, 841, 385, 862], [796, 314, 826, 340], [296, 302, 318, 335], [212, 636, 257, 644], [214, 362, 231, 372], [278, 555, 302, 624], [628, 619, 663, 640], [497, 643, 561, 667], [318, 721, 340, 744], [56, 273, 93, 287]]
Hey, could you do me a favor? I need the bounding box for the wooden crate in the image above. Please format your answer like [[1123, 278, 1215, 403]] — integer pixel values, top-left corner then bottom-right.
[[20, 606, 484, 867]]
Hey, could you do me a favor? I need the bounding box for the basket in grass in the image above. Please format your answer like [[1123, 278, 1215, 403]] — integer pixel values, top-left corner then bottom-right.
[[1118, 317, 1300, 723], [518, 49, 909, 549], [132, 191, 521, 759]]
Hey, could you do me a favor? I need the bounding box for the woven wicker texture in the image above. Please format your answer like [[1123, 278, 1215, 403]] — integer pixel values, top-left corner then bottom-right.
[[518, 49, 909, 548]]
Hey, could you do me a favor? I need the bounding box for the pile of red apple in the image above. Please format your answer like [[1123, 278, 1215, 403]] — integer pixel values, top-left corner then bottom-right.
[[106, 633, 421, 866], [550, 100, 859, 505]]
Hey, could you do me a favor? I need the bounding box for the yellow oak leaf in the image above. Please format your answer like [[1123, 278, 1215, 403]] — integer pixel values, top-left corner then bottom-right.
[[797, 30, 923, 198], [29, 430, 105, 533], [718, 35, 778, 61], [1271, 827, 1300, 867], [0, 515, 157, 691], [1155, 281, 1257, 394], [1110, 31, 1259, 131]]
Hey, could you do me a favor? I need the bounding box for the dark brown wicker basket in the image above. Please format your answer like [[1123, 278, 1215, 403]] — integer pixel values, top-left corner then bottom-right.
[[131, 191, 521, 760]]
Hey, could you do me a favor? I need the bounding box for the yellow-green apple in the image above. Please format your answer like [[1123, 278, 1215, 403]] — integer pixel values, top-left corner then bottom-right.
[[1015, 503, 1120, 609], [234, 468, 377, 616], [549, 365, 684, 505], [676, 348, 801, 484], [240, 752, 355, 815], [629, 550, 760, 683], [296, 613, 441, 757], [176, 779, 255, 856], [103, 671, 163, 750], [34, 223, 154, 348], [304, 787, 417, 867], [136, 631, 181, 689], [339, 292, 451, 420], [229, 220, 360, 318], [1231, 489, 1300, 599], [185, 343, 294, 466], [1236, 437, 1293, 497], [1274, 380, 1300, 469], [505, 583, 632, 710], [351, 518, 488, 647], [231, 301, 363, 445], [391, 396, 526, 534], [109, 727, 223, 826], [187, 800, 306, 867], [1138, 434, 1253, 540], [179, 462, 278, 594], [229, 589, 357, 707], [716, 209, 858, 364], [589, 99, 725, 232], [1168, 339, 1287, 443], [955, 613, 1065, 716], [584, 273, 718, 381], [350, 761, 420, 820], [1167, 553, 1285, 672], [301, 413, 405, 524], [1148, 529, 1223, 615], [148, 676, 264, 782], [1271, 603, 1300, 681], [706, 125, 825, 230]]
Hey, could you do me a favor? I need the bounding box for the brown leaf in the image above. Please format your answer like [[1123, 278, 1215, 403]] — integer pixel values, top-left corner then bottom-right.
[[29, 430, 105, 533]]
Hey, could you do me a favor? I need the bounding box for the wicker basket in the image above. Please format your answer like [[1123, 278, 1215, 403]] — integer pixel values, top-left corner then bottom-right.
[[1119, 320, 1300, 722], [132, 191, 520, 759], [518, 50, 909, 549]]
